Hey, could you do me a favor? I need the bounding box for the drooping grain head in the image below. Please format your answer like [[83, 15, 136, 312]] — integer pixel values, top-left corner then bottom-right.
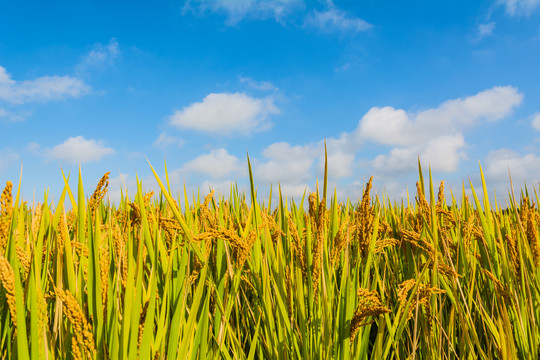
[[350, 288, 391, 341]]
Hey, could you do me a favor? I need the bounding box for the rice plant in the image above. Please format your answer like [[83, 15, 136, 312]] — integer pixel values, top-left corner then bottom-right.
[[0, 155, 538, 359]]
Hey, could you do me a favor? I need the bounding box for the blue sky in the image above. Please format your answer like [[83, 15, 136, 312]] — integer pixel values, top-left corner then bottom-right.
[[1, 0, 540, 204]]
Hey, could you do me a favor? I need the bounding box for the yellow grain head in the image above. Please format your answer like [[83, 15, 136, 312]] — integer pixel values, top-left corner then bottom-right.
[[309, 193, 326, 302], [350, 288, 390, 341], [436, 181, 445, 207], [0, 254, 17, 333], [354, 177, 374, 258], [15, 245, 30, 280], [0, 181, 13, 250], [525, 205, 540, 266], [505, 233, 521, 277], [100, 241, 109, 320], [55, 288, 96, 358], [32, 203, 42, 237], [88, 172, 110, 215]]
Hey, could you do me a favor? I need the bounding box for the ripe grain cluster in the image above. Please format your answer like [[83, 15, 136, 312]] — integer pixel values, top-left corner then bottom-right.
[[0, 161, 539, 359]]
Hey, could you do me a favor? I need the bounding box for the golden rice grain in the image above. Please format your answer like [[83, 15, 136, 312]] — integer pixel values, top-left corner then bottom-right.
[[0, 181, 13, 250], [100, 242, 110, 321], [55, 287, 96, 358], [481, 268, 513, 304], [331, 216, 351, 264], [0, 254, 17, 333], [436, 181, 445, 207], [525, 206, 540, 266], [350, 288, 390, 341], [309, 193, 326, 302], [374, 238, 402, 254], [15, 245, 30, 280], [89, 172, 110, 215]]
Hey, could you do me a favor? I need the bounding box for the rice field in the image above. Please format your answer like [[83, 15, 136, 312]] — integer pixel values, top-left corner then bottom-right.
[[0, 156, 539, 359]]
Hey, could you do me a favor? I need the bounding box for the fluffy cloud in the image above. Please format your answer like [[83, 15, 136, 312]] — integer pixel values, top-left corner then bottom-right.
[[77, 38, 120, 72], [421, 134, 466, 172], [304, 6, 372, 33], [43, 136, 114, 164], [485, 149, 540, 188], [170, 92, 279, 135], [183, 0, 304, 25], [359, 86, 522, 147], [316, 137, 356, 178], [360, 86, 521, 175], [254, 142, 316, 198], [372, 134, 465, 174], [498, 0, 540, 16], [0, 66, 90, 104], [180, 148, 243, 179]]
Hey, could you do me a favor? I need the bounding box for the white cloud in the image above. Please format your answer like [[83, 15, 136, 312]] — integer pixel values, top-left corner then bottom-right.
[[373, 134, 466, 175], [373, 146, 420, 174], [0, 108, 6, 117], [183, 0, 304, 25], [304, 6, 372, 33], [44, 136, 114, 164], [358, 86, 522, 147], [0, 66, 90, 104], [153, 132, 185, 149], [316, 137, 356, 178], [359, 86, 521, 176], [498, 0, 540, 16], [170, 92, 279, 135], [77, 38, 120, 71], [421, 134, 466, 172], [180, 148, 243, 179], [358, 106, 411, 146], [485, 149, 540, 188], [531, 112, 540, 130], [240, 77, 277, 91], [254, 142, 315, 198], [472, 22, 496, 43]]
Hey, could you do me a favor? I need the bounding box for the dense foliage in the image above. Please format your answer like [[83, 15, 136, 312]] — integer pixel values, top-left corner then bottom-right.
[[0, 159, 539, 359]]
